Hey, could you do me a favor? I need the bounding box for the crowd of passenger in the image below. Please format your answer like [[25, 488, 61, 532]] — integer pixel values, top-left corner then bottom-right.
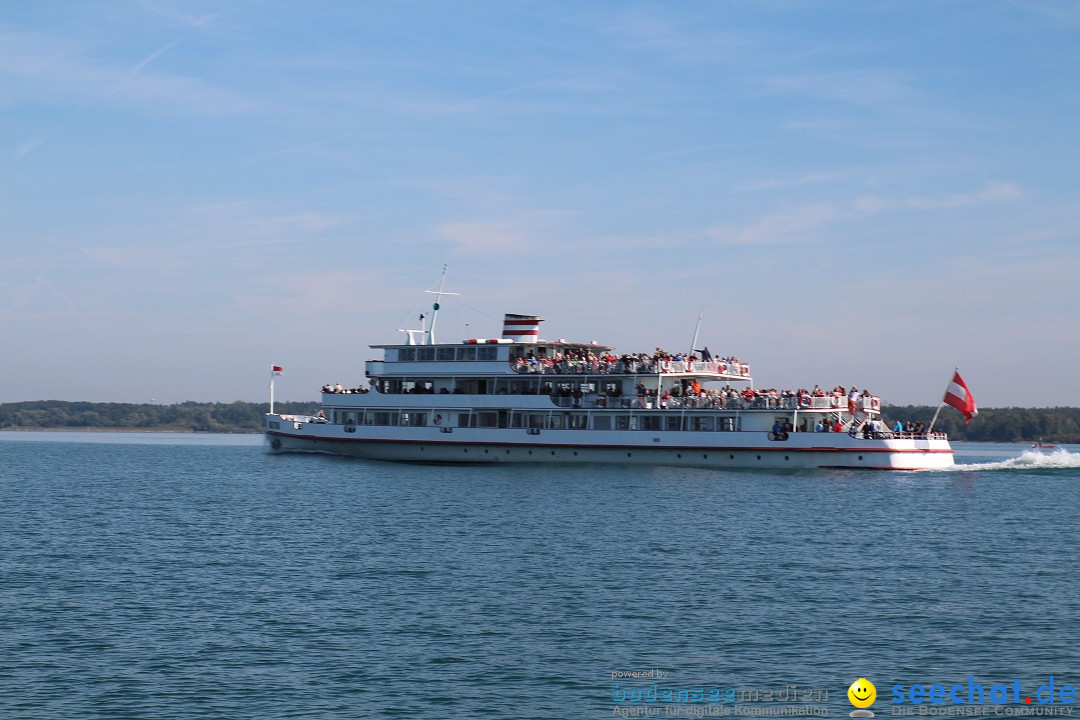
[[322, 383, 369, 394], [621, 382, 875, 412], [513, 347, 750, 376]]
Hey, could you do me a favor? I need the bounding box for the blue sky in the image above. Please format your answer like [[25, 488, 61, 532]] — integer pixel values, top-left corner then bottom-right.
[[3, 1, 1078, 407]]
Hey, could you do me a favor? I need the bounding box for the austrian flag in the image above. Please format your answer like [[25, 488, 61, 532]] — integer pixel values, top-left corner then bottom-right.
[[271, 365, 283, 375], [943, 371, 977, 423]]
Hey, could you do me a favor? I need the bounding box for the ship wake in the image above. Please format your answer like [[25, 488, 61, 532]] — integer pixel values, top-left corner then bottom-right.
[[948, 447, 1080, 471]]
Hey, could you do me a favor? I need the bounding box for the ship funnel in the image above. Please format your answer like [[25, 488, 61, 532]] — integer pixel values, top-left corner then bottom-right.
[[502, 314, 542, 342]]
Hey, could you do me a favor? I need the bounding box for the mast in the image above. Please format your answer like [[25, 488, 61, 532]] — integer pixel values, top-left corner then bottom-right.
[[689, 305, 705, 357], [423, 265, 459, 345]]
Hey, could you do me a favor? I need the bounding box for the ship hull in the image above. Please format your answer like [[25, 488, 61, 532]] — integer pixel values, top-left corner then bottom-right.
[[264, 426, 954, 470]]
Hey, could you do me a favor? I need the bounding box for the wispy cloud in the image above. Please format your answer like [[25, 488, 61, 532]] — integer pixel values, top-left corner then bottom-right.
[[760, 69, 919, 107], [742, 169, 860, 191], [136, 0, 221, 29], [707, 182, 1022, 245], [436, 221, 533, 254], [906, 182, 1021, 208], [596, 6, 752, 64], [0, 29, 252, 116], [707, 203, 844, 246]]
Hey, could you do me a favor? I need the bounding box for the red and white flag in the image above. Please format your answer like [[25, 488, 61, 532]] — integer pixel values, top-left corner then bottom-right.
[[943, 370, 977, 423], [271, 365, 283, 375]]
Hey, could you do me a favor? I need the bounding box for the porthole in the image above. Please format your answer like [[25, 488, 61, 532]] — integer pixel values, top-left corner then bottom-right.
[[858, 455, 864, 461], [729, 454, 735, 460], [785, 456, 790, 461], [757, 455, 761, 460]]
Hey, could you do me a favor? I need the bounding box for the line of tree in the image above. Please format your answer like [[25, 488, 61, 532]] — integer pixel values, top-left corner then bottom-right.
[[1, 400, 1077, 442], [881, 405, 1080, 444], [0, 400, 320, 433]]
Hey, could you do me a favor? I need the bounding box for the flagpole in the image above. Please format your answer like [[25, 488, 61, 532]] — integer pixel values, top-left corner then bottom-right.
[[270, 365, 276, 415], [926, 367, 956, 433]]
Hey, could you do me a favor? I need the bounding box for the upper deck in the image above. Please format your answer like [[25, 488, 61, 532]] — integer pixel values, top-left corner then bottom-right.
[[367, 339, 752, 382]]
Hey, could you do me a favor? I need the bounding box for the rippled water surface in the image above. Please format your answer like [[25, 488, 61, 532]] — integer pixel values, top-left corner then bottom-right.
[[2, 433, 1078, 719]]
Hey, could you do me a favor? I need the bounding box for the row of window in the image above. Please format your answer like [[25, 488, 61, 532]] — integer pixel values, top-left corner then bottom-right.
[[332, 409, 741, 432], [372, 377, 618, 395], [395, 346, 500, 362]]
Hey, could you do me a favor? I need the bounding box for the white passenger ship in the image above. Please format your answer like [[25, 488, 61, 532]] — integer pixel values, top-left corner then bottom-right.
[[264, 287, 954, 470]]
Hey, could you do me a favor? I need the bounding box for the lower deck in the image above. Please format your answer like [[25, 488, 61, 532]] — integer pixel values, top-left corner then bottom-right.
[[264, 415, 954, 470]]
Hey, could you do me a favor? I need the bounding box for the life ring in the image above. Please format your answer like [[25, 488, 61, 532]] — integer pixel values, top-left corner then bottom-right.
[[830, 395, 841, 408], [871, 397, 880, 411], [434, 414, 442, 425], [799, 395, 811, 409]]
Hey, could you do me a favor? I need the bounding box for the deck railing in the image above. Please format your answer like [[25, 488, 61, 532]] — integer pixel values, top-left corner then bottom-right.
[[548, 393, 881, 412], [512, 359, 750, 377]]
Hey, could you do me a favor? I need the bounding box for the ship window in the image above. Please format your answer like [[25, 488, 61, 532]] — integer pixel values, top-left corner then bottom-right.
[[548, 414, 566, 430], [437, 347, 455, 361], [401, 412, 426, 427], [528, 414, 545, 429], [360, 412, 372, 425], [568, 414, 588, 430], [615, 415, 631, 431], [510, 379, 538, 395], [457, 413, 472, 428], [397, 348, 416, 362], [510, 414, 525, 428], [665, 416, 681, 431], [690, 416, 714, 431], [476, 347, 497, 361], [476, 412, 498, 428], [416, 347, 435, 362], [717, 416, 736, 432], [640, 415, 662, 431], [593, 415, 611, 430], [457, 347, 477, 361], [373, 411, 397, 426]]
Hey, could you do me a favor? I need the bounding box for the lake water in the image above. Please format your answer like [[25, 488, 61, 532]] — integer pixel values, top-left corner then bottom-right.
[[2, 432, 1078, 719]]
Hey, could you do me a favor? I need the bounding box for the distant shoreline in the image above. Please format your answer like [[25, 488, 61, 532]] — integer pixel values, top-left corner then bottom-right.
[[0, 427, 261, 434], [2, 400, 1078, 443]]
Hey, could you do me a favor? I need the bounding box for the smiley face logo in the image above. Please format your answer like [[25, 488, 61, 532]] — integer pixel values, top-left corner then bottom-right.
[[848, 678, 877, 709]]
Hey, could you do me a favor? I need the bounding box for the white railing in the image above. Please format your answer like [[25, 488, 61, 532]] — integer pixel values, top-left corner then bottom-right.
[[547, 393, 882, 412], [511, 359, 750, 376]]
